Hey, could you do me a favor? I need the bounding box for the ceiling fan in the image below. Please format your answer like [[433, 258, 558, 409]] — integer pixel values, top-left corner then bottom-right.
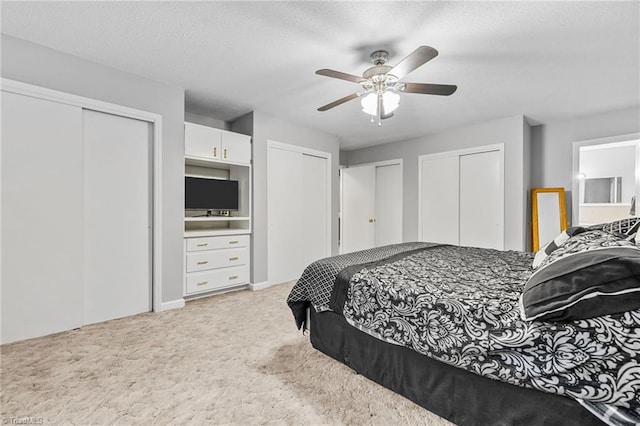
[[316, 46, 457, 125]]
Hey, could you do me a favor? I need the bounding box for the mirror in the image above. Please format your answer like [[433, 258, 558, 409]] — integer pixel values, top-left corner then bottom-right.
[[532, 188, 568, 251], [583, 177, 622, 203]]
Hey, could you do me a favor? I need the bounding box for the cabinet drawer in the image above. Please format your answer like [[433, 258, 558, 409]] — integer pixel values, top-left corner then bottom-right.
[[186, 265, 249, 294], [186, 235, 249, 252], [186, 247, 248, 272], [185, 122, 221, 160]]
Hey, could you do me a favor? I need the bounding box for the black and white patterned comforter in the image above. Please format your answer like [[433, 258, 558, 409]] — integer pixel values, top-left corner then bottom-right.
[[287, 243, 640, 425]]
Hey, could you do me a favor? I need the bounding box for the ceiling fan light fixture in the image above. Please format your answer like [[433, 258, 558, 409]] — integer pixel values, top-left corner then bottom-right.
[[382, 90, 400, 114], [361, 92, 378, 115], [360, 90, 400, 116]]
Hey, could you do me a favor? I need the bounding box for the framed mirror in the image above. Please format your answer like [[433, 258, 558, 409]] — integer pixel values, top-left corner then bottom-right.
[[532, 187, 568, 251]]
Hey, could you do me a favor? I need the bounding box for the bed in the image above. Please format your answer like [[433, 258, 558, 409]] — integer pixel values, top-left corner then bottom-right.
[[287, 224, 640, 426]]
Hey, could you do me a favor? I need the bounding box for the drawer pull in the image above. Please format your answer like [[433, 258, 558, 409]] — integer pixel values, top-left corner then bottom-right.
[[197, 281, 208, 286], [197, 261, 209, 265], [229, 240, 239, 245], [223, 148, 228, 159], [229, 256, 239, 261], [196, 243, 209, 247], [213, 147, 217, 157], [229, 275, 239, 280]]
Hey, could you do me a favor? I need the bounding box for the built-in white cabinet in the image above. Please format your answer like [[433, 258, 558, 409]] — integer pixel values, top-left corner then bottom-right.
[[183, 122, 252, 297], [185, 122, 251, 164], [184, 235, 250, 295]]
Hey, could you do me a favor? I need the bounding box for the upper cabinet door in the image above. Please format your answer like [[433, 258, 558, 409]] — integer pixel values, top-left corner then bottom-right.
[[221, 130, 251, 164], [184, 122, 221, 160]]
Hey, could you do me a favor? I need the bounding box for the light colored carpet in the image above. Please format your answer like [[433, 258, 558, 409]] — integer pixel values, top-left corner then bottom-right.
[[1, 282, 453, 425]]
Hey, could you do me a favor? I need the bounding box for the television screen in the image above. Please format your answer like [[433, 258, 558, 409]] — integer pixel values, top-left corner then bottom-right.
[[185, 177, 239, 211]]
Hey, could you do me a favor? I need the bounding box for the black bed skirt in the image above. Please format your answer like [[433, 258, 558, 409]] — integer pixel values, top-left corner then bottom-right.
[[310, 308, 604, 426]]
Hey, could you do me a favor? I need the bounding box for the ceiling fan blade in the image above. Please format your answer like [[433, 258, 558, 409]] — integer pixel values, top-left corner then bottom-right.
[[318, 93, 359, 111], [316, 69, 363, 83], [402, 82, 457, 96], [389, 46, 438, 80]]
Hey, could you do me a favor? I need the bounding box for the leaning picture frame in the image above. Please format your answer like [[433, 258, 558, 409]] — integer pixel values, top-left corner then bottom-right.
[[531, 187, 568, 251]]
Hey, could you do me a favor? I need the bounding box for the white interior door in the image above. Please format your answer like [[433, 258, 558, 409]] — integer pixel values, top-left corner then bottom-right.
[[341, 165, 375, 253], [268, 144, 329, 285], [375, 163, 402, 246], [459, 150, 503, 249], [420, 156, 459, 244], [83, 110, 151, 325], [1, 91, 84, 344]]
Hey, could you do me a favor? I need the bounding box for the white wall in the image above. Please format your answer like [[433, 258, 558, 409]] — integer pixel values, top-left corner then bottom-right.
[[185, 111, 228, 130], [345, 115, 529, 251], [231, 111, 340, 285], [530, 106, 640, 223], [1, 35, 186, 303]]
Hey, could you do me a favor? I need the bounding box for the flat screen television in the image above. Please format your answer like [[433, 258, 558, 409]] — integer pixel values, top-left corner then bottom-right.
[[185, 177, 239, 211]]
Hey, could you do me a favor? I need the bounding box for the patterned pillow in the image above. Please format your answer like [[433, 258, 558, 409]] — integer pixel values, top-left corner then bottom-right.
[[532, 227, 586, 269], [521, 230, 640, 322], [601, 217, 640, 236]]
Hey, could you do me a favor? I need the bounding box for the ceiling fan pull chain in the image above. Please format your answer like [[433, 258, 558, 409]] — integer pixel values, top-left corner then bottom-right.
[[377, 92, 382, 126]]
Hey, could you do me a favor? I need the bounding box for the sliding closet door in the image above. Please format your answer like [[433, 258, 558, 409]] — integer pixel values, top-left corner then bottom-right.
[[82, 110, 151, 325], [1, 91, 84, 343], [301, 153, 328, 266], [375, 164, 402, 247], [459, 150, 503, 249], [267, 144, 329, 285], [420, 145, 504, 249], [420, 156, 459, 244], [341, 165, 376, 253]]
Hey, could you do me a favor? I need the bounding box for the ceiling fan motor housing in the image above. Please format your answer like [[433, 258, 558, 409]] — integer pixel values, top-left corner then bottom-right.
[[370, 50, 390, 65]]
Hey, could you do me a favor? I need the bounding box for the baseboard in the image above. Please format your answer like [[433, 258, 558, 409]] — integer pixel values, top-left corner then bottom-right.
[[249, 281, 270, 291], [159, 298, 185, 311]]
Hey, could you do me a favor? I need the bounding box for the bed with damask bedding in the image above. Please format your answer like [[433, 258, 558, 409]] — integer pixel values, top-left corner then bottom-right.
[[287, 220, 640, 426]]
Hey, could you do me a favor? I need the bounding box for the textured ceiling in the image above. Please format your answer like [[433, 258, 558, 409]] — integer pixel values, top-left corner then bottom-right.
[[2, 1, 639, 150]]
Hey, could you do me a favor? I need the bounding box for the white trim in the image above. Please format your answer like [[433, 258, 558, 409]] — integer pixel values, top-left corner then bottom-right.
[[267, 139, 332, 161], [1, 78, 165, 314], [418, 144, 505, 248], [159, 299, 185, 311], [418, 143, 504, 162], [249, 281, 270, 291], [266, 139, 333, 261], [572, 132, 640, 225], [346, 158, 403, 169]]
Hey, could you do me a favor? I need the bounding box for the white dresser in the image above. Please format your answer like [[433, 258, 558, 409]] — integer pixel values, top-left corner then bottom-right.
[[184, 234, 250, 295]]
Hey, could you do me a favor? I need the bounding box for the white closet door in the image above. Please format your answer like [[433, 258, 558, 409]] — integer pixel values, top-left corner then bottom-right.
[[459, 150, 503, 249], [267, 145, 329, 285], [375, 164, 402, 247], [341, 165, 376, 253], [420, 156, 459, 244], [268, 147, 304, 285], [1, 91, 83, 344], [83, 110, 151, 325], [301, 154, 328, 266]]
